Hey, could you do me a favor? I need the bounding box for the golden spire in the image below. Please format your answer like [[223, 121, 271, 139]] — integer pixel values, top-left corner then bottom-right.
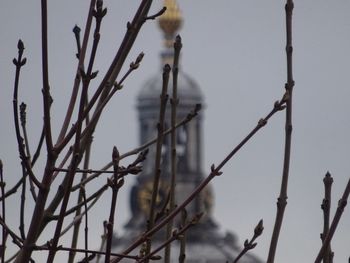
[[158, 0, 183, 48]]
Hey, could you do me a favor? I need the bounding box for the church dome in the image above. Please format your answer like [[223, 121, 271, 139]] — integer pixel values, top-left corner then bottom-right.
[[137, 68, 203, 109]]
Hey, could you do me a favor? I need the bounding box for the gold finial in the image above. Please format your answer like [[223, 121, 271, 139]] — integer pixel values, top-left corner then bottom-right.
[[158, 0, 183, 48]]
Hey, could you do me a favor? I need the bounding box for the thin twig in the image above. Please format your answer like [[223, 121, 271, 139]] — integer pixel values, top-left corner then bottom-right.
[[33, 245, 141, 260], [31, 126, 45, 167], [12, 40, 42, 190], [51, 146, 73, 183], [105, 147, 123, 263], [85, 0, 106, 83], [73, 25, 81, 59], [266, 1, 294, 262], [320, 172, 333, 263], [47, 15, 95, 260], [13, 37, 60, 263], [82, 187, 89, 260], [145, 64, 171, 261], [19, 164, 26, 240], [46, 0, 107, 251], [41, 0, 53, 154], [68, 138, 92, 263], [117, 52, 144, 87], [178, 209, 187, 263], [96, 222, 108, 263], [165, 35, 182, 263], [314, 176, 350, 263], [19, 103, 37, 201], [144, 7, 166, 22], [233, 220, 264, 263], [53, 166, 141, 175], [16, 104, 29, 240], [90, 0, 153, 124], [0, 161, 7, 263], [56, 0, 96, 143], [111, 97, 286, 262]]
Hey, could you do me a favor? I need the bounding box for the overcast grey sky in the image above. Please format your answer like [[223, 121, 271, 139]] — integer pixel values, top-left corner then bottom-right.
[[1, 1, 350, 262]]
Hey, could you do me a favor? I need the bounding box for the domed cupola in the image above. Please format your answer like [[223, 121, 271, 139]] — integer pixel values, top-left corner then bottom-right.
[[137, 71, 203, 110], [137, 0, 203, 116]]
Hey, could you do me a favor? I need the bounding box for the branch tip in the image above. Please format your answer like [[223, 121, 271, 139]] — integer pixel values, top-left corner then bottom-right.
[[323, 172, 333, 185], [145, 7, 167, 21], [174, 35, 183, 50], [72, 25, 81, 34], [254, 219, 264, 237], [163, 63, 171, 74], [17, 39, 25, 51]]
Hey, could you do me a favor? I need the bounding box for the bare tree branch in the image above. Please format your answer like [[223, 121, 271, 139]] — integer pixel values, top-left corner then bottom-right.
[[104, 147, 123, 263], [267, 1, 294, 262], [315, 176, 350, 263], [56, 0, 97, 143], [233, 220, 264, 263], [320, 172, 334, 263], [165, 34, 182, 263], [145, 64, 171, 261]]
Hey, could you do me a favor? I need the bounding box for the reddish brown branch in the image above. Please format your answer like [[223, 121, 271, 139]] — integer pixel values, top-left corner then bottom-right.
[[12, 40, 42, 190], [0, 161, 7, 263], [266, 1, 294, 262], [56, 0, 97, 143], [19, 103, 37, 201], [69, 131, 92, 263], [19, 164, 26, 240], [165, 35, 182, 263], [33, 245, 141, 260], [233, 220, 264, 263], [40, 0, 53, 154], [47, 13, 95, 259], [314, 176, 350, 263], [31, 126, 45, 167], [144, 7, 166, 22], [13, 38, 59, 263], [82, 187, 89, 260], [320, 172, 334, 263], [178, 209, 187, 263], [96, 222, 108, 263], [145, 64, 171, 260], [105, 147, 123, 263]]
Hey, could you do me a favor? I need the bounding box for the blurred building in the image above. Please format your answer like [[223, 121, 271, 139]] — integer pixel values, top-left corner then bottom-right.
[[110, 1, 262, 262]]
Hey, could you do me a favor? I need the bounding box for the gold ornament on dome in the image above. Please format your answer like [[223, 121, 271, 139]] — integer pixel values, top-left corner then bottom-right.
[[158, 0, 183, 39]]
